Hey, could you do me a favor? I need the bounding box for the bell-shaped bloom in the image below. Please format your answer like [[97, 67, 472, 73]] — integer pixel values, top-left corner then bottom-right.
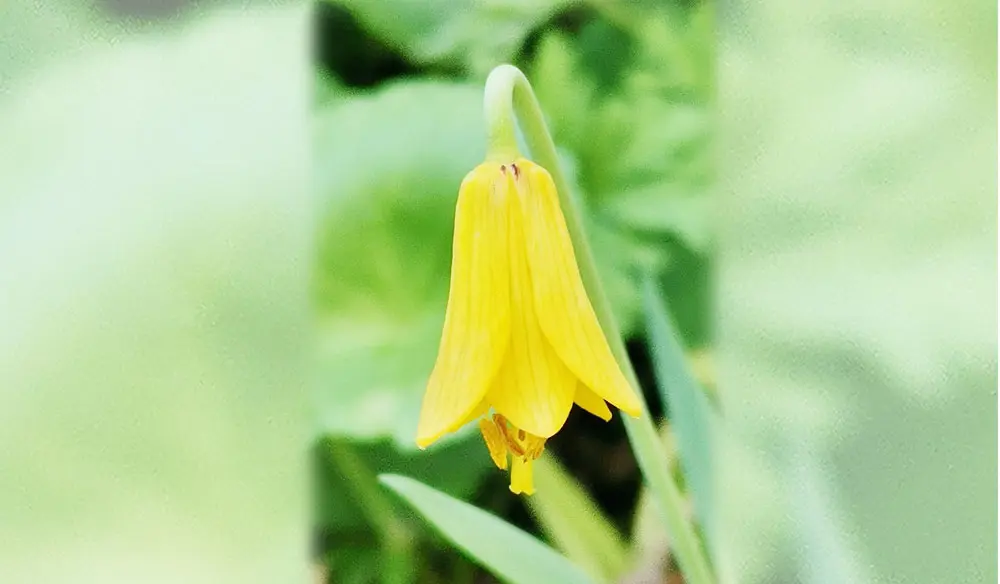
[[415, 158, 643, 494]]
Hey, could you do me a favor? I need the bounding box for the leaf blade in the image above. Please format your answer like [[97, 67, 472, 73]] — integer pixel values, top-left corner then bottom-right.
[[642, 276, 718, 555], [380, 474, 596, 584], [527, 455, 630, 581]]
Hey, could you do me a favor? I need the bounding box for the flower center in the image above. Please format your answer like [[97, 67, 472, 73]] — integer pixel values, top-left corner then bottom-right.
[[478, 413, 546, 470], [494, 413, 545, 458], [477, 413, 546, 495]]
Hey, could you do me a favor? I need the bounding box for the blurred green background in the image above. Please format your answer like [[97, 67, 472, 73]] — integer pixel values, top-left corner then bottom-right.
[[1, 2, 310, 583], [0, 0, 994, 583]]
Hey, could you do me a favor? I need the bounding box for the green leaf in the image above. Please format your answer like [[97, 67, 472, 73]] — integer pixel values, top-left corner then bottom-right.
[[526, 455, 630, 582], [642, 277, 718, 555], [539, 7, 713, 245], [313, 81, 484, 446], [313, 315, 444, 446], [529, 31, 597, 152], [323, 439, 419, 584], [314, 436, 493, 583], [604, 184, 712, 253], [574, 16, 636, 91], [322, 546, 382, 584], [380, 474, 596, 584], [331, 0, 575, 76], [314, 437, 491, 530]]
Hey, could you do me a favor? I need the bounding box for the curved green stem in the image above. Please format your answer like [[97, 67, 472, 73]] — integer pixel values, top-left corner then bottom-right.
[[482, 66, 521, 161], [482, 64, 715, 584]]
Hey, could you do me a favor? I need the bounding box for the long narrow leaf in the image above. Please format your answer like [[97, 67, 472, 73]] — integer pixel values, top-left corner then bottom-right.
[[527, 454, 630, 581], [380, 474, 595, 584], [643, 276, 719, 554]]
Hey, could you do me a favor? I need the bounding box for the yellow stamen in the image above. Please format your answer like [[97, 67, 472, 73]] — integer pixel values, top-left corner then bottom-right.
[[475, 413, 546, 495], [478, 417, 509, 470], [493, 413, 546, 460]]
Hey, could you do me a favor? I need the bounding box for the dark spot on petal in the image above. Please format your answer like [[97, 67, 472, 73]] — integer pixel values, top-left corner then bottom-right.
[[510, 163, 520, 179]]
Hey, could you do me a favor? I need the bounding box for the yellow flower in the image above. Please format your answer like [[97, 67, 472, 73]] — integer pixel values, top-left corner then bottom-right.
[[415, 158, 643, 495]]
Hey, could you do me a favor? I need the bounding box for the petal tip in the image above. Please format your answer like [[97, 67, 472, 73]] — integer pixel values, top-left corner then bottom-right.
[[586, 403, 613, 422], [624, 405, 643, 418], [509, 484, 535, 496], [415, 432, 438, 449]]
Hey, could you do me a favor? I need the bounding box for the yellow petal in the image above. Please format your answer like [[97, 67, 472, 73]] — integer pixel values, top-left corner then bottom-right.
[[416, 165, 512, 448], [574, 383, 612, 421], [478, 417, 509, 470], [457, 398, 490, 428], [516, 160, 643, 417], [509, 456, 536, 495], [487, 171, 575, 438]]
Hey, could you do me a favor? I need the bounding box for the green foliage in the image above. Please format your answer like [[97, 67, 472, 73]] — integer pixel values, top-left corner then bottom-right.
[[526, 5, 714, 334], [643, 277, 719, 555], [313, 80, 483, 446], [527, 455, 631, 582], [381, 475, 596, 584], [327, 0, 575, 77], [8, 1, 993, 583], [313, 2, 718, 583], [315, 438, 491, 530], [311, 7, 716, 442]]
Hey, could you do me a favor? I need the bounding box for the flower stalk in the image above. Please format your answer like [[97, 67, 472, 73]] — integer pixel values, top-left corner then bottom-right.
[[482, 63, 715, 584]]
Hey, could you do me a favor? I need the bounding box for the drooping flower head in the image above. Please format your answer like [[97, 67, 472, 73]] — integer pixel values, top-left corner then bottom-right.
[[416, 158, 642, 495]]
